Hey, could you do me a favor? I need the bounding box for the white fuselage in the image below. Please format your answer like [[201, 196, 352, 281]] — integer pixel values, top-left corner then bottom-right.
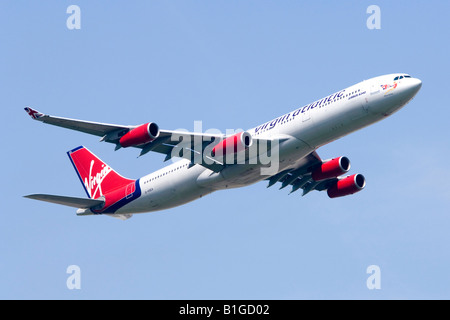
[[117, 74, 422, 214]]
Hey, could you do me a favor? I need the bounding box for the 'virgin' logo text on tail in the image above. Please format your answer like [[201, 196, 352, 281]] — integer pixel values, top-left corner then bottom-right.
[[84, 160, 112, 198]]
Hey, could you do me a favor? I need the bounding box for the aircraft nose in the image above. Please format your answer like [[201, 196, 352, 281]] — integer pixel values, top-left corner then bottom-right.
[[406, 78, 422, 96]]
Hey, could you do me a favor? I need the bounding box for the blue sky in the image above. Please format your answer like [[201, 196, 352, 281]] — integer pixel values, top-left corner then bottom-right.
[[1, 1, 449, 299]]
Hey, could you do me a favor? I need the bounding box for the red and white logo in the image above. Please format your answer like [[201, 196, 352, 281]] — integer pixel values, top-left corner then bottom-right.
[[68, 147, 135, 199], [84, 160, 113, 198], [25, 107, 43, 120]]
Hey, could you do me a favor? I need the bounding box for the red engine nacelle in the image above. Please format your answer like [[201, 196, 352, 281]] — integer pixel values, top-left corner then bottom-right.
[[212, 131, 253, 157], [311, 156, 351, 181], [119, 122, 160, 148], [327, 173, 366, 198]]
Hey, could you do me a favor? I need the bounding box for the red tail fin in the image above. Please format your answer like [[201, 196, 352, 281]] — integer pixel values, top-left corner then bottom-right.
[[67, 146, 134, 199]]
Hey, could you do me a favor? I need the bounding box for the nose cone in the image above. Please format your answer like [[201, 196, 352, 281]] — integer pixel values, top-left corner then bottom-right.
[[406, 78, 422, 97]]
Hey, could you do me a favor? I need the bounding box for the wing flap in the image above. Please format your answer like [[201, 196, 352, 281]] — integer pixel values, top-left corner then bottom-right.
[[265, 151, 340, 196]]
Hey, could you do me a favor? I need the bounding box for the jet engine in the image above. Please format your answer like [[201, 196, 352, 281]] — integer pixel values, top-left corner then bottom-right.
[[311, 156, 351, 181], [327, 174, 366, 198], [212, 131, 253, 157], [119, 123, 160, 148]]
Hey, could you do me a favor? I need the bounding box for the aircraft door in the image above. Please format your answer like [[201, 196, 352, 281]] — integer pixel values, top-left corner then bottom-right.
[[302, 107, 311, 122], [363, 81, 376, 111]]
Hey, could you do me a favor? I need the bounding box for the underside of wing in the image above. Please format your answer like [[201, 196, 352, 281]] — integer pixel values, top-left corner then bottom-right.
[[147, 131, 280, 172], [141, 130, 226, 172], [24, 194, 104, 209], [265, 151, 365, 198], [25, 107, 132, 137], [24, 107, 226, 171], [265, 151, 329, 195], [24, 107, 277, 173]]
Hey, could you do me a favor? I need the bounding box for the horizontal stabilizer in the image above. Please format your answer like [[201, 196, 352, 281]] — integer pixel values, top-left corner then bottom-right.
[[24, 194, 104, 209]]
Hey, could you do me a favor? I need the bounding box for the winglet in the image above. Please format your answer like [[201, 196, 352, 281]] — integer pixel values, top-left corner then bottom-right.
[[24, 107, 44, 120]]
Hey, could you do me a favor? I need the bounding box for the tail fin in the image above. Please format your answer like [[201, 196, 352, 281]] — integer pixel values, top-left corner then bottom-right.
[[67, 146, 135, 199]]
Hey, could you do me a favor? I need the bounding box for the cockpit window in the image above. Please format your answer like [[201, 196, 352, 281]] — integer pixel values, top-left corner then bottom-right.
[[394, 74, 412, 81]]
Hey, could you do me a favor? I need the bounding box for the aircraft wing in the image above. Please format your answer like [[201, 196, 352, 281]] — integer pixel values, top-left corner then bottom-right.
[[24, 107, 133, 137], [24, 107, 263, 172], [265, 151, 339, 196]]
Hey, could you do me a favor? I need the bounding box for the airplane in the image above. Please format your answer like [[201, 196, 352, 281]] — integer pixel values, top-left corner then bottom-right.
[[24, 73, 422, 220]]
